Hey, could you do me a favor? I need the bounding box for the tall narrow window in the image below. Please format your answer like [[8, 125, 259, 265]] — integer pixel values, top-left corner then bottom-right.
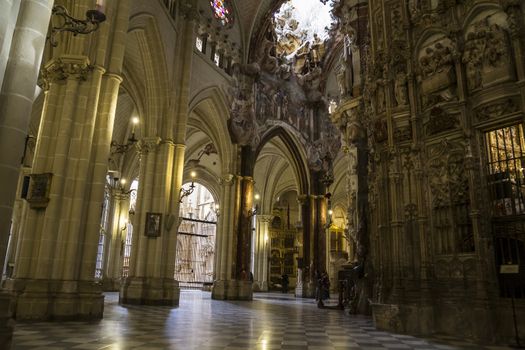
[[195, 36, 203, 52], [122, 179, 139, 278], [210, 0, 233, 26], [95, 188, 111, 279]]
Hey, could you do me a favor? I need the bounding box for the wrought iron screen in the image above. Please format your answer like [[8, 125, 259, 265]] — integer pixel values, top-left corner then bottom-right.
[[485, 124, 525, 217], [175, 217, 216, 289], [485, 124, 525, 298]]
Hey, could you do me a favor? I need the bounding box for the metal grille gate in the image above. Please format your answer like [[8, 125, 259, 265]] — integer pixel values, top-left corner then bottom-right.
[[485, 124, 525, 298], [175, 217, 216, 289]]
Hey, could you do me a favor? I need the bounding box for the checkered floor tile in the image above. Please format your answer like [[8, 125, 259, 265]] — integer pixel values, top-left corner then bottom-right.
[[10, 291, 515, 349]]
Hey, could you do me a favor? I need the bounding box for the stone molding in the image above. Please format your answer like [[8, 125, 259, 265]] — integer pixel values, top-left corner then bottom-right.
[[39, 55, 98, 88]]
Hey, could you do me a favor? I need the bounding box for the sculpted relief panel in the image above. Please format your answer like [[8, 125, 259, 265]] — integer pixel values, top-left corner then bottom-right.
[[463, 17, 515, 91], [417, 35, 457, 108]]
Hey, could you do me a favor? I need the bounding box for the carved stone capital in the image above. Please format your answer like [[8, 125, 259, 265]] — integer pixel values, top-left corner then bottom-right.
[[40, 55, 95, 86], [137, 137, 161, 155], [258, 215, 273, 224], [297, 194, 310, 205], [219, 173, 235, 185]]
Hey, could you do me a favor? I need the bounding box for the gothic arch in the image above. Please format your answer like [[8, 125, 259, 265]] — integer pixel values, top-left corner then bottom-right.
[[188, 87, 235, 174], [461, 2, 505, 32], [182, 168, 221, 204], [254, 126, 310, 195], [126, 13, 170, 138]]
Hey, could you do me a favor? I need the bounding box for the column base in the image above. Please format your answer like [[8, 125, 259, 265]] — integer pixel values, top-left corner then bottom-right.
[[295, 283, 303, 297], [253, 281, 268, 292], [371, 302, 434, 336], [296, 281, 316, 298], [119, 277, 180, 306], [212, 280, 253, 300], [0, 292, 14, 349], [101, 277, 121, 292], [6, 279, 104, 321]]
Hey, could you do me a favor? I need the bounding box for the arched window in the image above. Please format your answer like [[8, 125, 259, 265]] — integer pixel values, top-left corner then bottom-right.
[[122, 179, 139, 278], [95, 185, 111, 280], [176, 183, 217, 289], [210, 0, 233, 26]]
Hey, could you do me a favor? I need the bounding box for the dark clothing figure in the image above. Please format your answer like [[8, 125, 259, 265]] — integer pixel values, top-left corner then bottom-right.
[[281, 274, 289, 293], [249, 272, 254, 282], [317, 271, 330, 308]]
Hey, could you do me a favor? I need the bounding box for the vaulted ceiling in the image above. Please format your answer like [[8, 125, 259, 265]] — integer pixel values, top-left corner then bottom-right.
[[232, 0, 284, 50]]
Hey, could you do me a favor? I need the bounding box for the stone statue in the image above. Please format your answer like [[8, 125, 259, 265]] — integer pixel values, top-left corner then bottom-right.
[[394, 72, 408, 106], [310, 33, 324, 67]]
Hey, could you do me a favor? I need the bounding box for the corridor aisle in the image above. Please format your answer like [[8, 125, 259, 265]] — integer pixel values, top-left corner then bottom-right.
[[12, 291, 511, 349]]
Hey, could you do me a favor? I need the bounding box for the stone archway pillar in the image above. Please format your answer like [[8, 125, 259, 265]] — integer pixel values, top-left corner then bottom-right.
[[4, 0, 130, 321], [103, 192, 130, 291], [0, 0, 52, 342], [119, 140, 182, 306], [253, 215, 272, 292], [212, 174, 242, 299]]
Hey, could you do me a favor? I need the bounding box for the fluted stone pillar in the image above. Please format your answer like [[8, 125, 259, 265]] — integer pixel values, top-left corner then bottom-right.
[[212, 174, 245, 300], [0, 0, 22, 86], [253, 215, 271, 292], [103, 192, 130, 291], [0, 0, 53, 343], [234, 176, 254, 300], [5, 0, 130, 321], [119, 140, 181, 306], [298, 194, 315, 297]]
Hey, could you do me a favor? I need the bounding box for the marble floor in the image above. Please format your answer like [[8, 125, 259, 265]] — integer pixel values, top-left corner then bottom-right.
[[11, 291, 514, 350]]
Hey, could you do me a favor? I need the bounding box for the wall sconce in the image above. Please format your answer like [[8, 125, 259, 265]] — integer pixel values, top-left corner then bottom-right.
[[48, 1, 107, 47], [179, 171, 197, 203], [186, 142, 218, 168], [108, 177, 135, 196], [248, 193, 261, 217], [248, 204, 259, 218], [111, 117, 139, 155], [325, 208, 334, 229]]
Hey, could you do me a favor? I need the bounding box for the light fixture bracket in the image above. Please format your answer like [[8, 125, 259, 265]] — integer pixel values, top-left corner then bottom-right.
[[48, 5, 106, 47]]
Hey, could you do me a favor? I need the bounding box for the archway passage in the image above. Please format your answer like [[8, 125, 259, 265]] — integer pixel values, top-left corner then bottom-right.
[[176, 183, 218, 289]]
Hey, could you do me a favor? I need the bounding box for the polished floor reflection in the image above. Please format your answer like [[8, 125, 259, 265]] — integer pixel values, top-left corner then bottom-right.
[[12, 291, 512, 349]]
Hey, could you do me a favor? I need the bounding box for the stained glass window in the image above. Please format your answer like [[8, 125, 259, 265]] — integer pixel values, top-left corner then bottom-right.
[[210, 0, 233, 26]]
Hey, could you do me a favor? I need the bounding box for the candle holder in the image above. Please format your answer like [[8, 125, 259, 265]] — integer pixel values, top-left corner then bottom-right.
[[48, 4, 107, 47]]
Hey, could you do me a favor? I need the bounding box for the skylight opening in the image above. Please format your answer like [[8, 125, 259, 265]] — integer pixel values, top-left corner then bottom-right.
[[274, 0, 334, 58]]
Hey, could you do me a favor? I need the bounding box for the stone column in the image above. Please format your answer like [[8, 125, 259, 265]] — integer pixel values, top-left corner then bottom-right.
[[3, 168, 31, 280], [119, 139, 181, 306], [298, 194, 315, 297], [0, 1, 53, 337], [253, 215, 271, 292], [103, 191, 130, 291], [0, 0, 22, 87], [5, 0, 130, 321], [234, 176, 254, 300], [212, 174, 242, 299]]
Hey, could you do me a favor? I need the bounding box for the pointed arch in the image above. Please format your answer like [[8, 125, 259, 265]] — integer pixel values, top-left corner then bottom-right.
[[254, 126, 310, 195], [188, 86, 235, 174]]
